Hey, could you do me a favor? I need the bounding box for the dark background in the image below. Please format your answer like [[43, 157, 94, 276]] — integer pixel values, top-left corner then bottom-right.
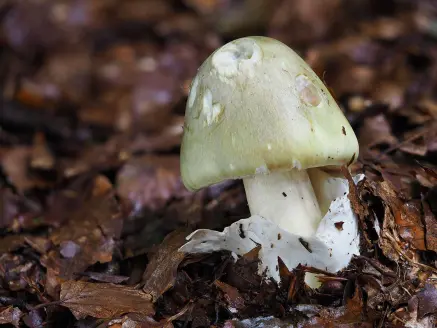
[[1, 1, 437, 327]]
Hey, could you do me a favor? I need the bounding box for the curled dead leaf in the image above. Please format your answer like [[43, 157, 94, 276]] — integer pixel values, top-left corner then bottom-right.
[[60, 280, 154, 320], [142, 229, 189, 302]]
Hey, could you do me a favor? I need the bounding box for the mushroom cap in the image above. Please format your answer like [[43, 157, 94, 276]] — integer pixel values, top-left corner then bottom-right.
[[181, 36, 359, 191]]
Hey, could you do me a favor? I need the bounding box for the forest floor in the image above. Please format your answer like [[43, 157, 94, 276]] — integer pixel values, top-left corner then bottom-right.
[[1, 1, 437, 327]]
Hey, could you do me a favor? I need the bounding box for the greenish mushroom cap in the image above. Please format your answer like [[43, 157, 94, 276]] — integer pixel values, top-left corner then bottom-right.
[[180, 36, 359, 191]]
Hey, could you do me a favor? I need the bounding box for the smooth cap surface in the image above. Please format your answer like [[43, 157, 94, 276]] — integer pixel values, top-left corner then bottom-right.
[[181, 36, 359, 191]]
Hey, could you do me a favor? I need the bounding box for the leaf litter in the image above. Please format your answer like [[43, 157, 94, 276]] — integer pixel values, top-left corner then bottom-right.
[[1, 0, 437, 327]]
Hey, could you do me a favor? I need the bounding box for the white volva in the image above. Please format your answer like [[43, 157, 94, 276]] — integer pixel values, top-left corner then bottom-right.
[[180, 172, 363, 285]]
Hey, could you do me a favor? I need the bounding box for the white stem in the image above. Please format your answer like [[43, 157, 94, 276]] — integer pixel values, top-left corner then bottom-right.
[[308, 168, 337, 216], [243, 169, 322, 238]]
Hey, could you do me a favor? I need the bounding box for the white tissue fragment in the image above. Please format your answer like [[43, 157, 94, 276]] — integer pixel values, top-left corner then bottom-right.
[[202, 88, 223, 126], [211, 38, 262, 81], [179, 174, 365, 283]]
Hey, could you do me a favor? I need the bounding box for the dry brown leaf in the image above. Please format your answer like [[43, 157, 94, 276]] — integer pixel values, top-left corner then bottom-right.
[[129, 115, 184, 153], [373, 181, 426, 250], [2, 1, 68, 51], [77, 272, 130, 284], [389, 122, 437, 158], [0, 306, 22, 327], [360, 15, 411, 40], [378, 205, 401, 262], [186, 0, 278, 35], [269, 0, 342, 47], [225, 247, 263, 293], [301, 284, 366, 327], [117, 155, 188, 213], [107, 306, 190, 328], [78, 90, 128, 130], [277, 257, 304, 303], [108, 316, 174, 328], [2, 147, 50, 192], [0, 253, 42, 294], [390, 306, 436, 328], [60, 280, 154, 320], [14, 85, 53, 109], [371, 81, 404, 109], [142, 229, 189, 301], [22, 309, 44, 328], [416, 163, 437, 188], [156, 12, 206, 42], [408, 283, 437, 319], [30, 132, 55, 171], [358, 264, 415, 311], [423, 200, 437, 253], [399, 137, 428, 156], [322, 61, 376, 96], [30, 46, 93, 103], [342, 285, 365, 320], [45, 267, 62, 300], [359, 114, 398, 150], [24, 235, 52, 254], [376, 164, 415, 196], [0, 188, 20, 229], [0, 234, 28, 254], [117, 0, 172, 23], [214, 280, 245, 311], [44, 175, 123, 282], [61, 137, 130, 179], [131, 71, 180, 133], [305, 35, 384, 68]]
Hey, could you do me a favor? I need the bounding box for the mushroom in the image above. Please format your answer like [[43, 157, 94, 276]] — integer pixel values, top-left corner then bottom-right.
[[179, 36, 362, 286]]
